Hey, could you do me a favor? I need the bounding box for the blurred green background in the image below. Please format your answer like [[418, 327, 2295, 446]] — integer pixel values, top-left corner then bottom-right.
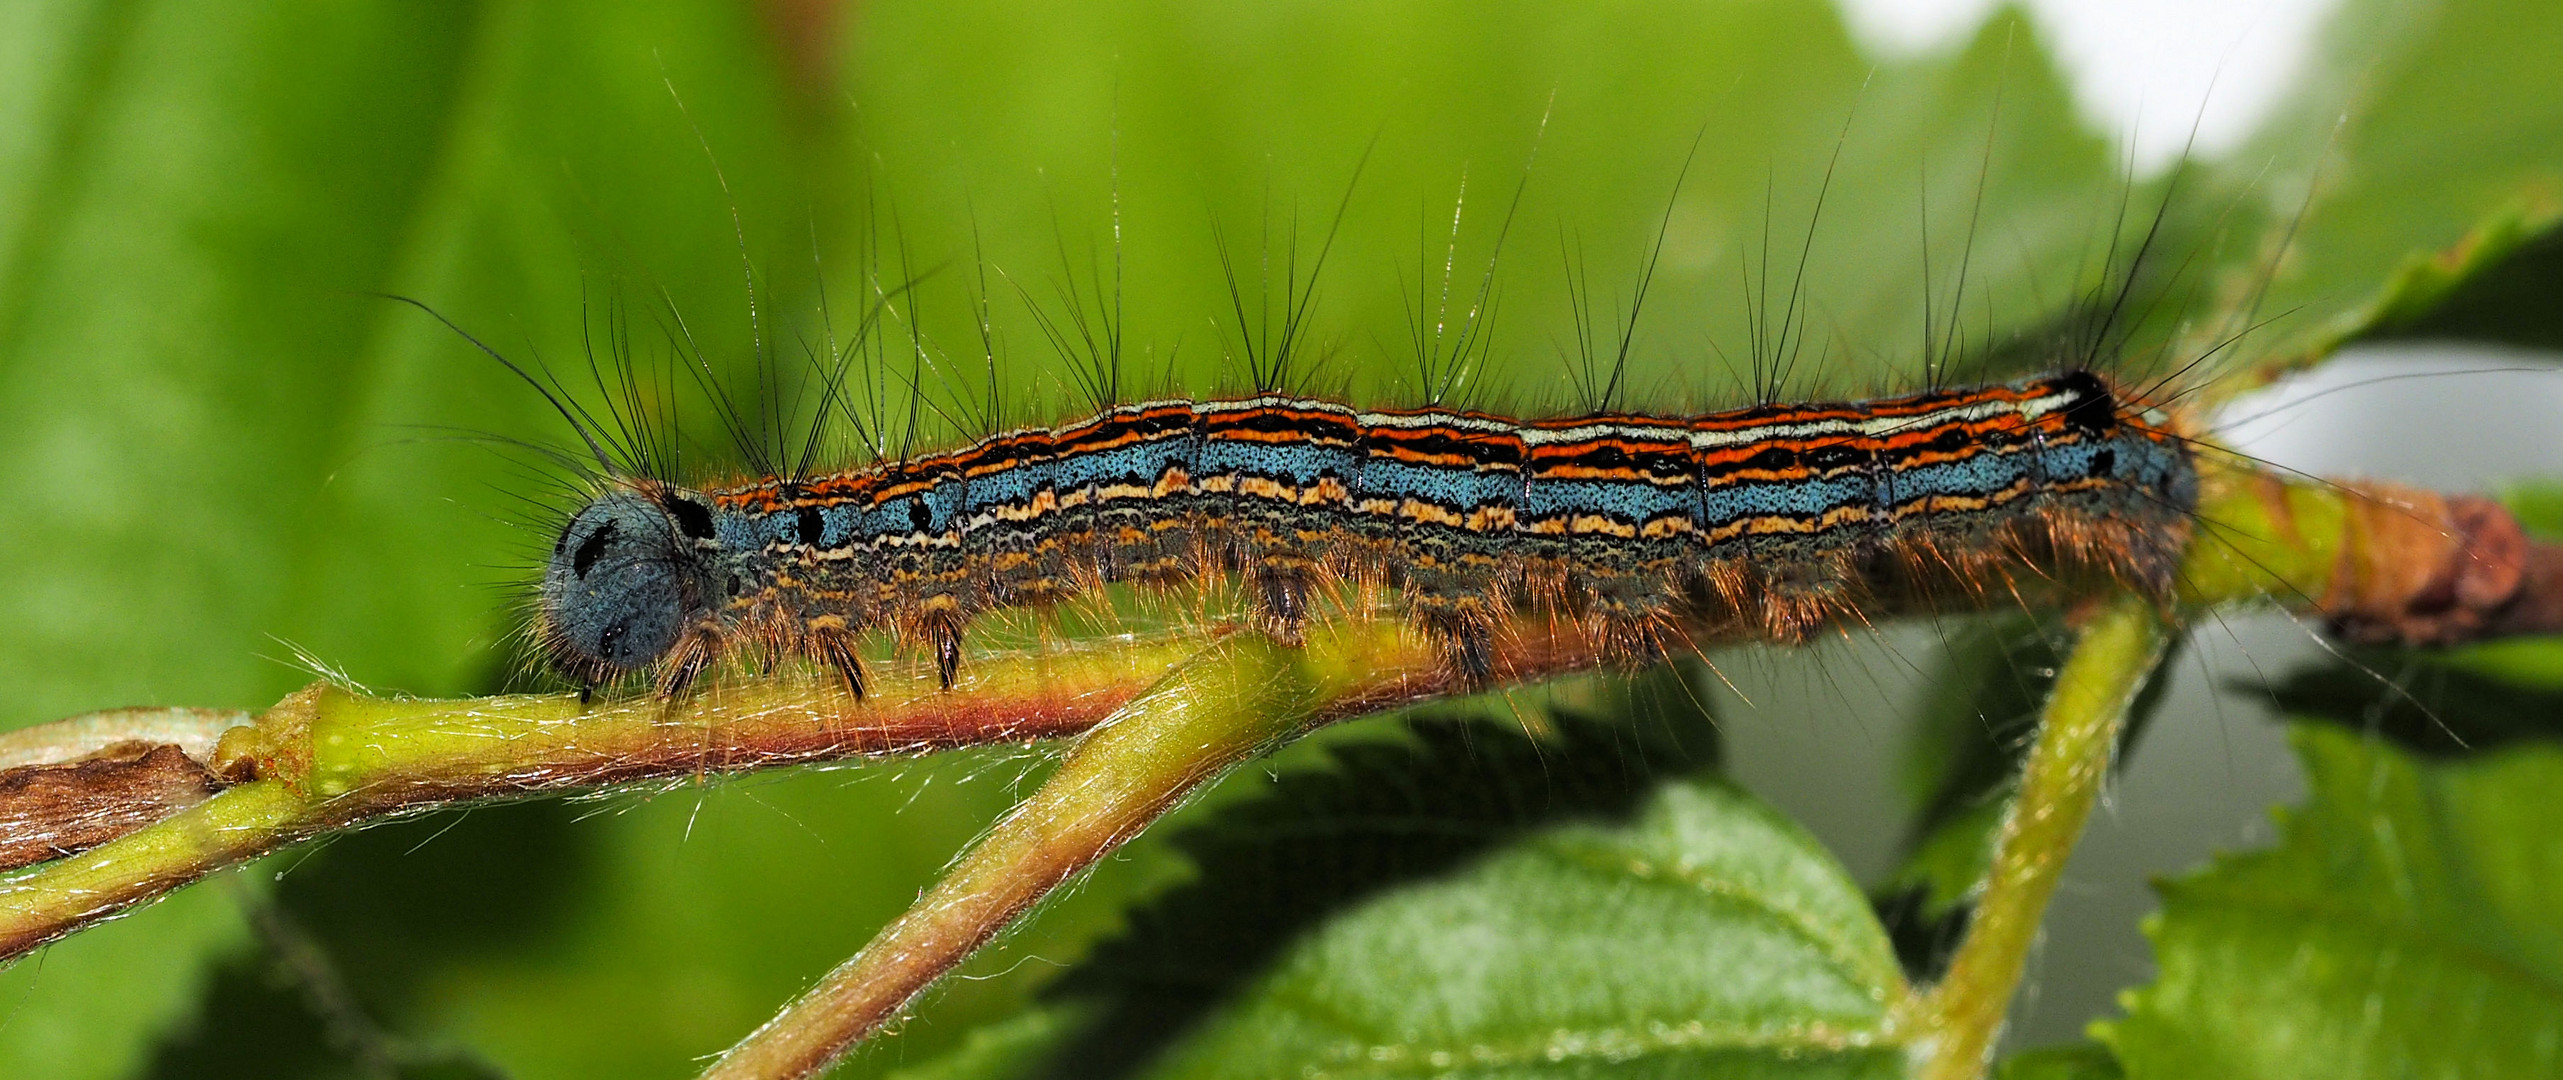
[[0, 0, 2557, 1077]]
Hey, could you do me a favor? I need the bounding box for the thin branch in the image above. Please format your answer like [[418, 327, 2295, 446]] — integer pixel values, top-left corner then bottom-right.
[[707, 633, 1331, 1078], [1915, 595, 2169, 1079]]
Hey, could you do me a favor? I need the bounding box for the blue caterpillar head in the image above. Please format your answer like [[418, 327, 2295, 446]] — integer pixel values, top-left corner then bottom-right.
[[539, 487, 718, 686]]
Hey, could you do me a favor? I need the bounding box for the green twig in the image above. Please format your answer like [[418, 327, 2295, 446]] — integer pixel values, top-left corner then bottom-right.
[[703, 634, 1320, 1079], [0, 780, 302, 953], [1916, 596, 2170, 1080]]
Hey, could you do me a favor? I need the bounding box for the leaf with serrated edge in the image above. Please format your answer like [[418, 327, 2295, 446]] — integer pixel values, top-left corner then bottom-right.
[[1132, 776, 1907, 1079], [2102, 725, 2563, 1078]]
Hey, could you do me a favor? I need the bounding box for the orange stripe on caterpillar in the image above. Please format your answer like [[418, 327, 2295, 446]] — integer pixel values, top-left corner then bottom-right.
[[537, 370, 2193, 695]]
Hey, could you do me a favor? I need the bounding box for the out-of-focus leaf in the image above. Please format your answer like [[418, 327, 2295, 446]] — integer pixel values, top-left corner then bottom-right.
[[0, 2, 1083, 1077], [882, 1007, 1090, 1080], [2256, 642, 2563, 756], [1997, 1043, 2124, 1080], [2101, 726, 2563, 1078], [414, 749, 1140, 1080], [2502, 482, 2563, 539], [0, 3, 484, 1072], [1882, 792, 2009, 923], [835, 0, 2138, 425], [2357, 207, 2563, 352], [2224, 0, 2563, 381]]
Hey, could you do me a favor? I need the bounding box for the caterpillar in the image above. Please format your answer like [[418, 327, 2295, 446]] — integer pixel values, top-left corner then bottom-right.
[[536, 368, 2196, 697]]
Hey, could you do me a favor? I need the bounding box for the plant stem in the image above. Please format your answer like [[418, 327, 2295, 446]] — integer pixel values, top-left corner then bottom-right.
[[0, 780, 302, 956], [702, 633, 1318, 1080], [699, 614, 1614, 1080], [1917, 596, 2170, 1080], [0, 613, 1602, 963], [0, 637, 1194, 952]]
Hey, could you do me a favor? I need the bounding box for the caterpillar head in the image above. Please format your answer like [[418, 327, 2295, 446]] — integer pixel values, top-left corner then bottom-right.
[[539, 485, 718, 686]]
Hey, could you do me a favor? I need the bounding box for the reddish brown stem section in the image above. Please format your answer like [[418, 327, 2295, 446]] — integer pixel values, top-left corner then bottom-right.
[[2322, 487, 2558, 644], [0, 744, 222, 871]]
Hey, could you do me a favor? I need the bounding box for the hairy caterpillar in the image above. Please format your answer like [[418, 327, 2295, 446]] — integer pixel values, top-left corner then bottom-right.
[[536, 369, 2195, 697], [471, 65, 2237, 704]]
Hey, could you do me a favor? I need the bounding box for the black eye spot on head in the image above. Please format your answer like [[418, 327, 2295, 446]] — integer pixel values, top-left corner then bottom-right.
[[667, 496, 716, 540], [573, 520, 618, 578], [797, 506, 825, 546], [2056, 371, 2119, 437], [908, 500, 932, 531]]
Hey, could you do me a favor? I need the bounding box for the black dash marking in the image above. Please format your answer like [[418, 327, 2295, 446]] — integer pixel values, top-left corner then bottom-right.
[[573, 521, 617, 578], [668, 497, 716, 540], [1745, 446, 1800, 471], [2057, 371, 2119, 437], [1806, 444, 1869, 471]]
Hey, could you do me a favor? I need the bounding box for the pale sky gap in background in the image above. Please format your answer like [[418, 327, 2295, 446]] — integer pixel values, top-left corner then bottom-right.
[[1836, 0, 2343, 170]]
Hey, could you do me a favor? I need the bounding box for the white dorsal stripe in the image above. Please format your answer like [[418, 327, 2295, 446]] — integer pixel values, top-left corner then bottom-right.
[[911, 384, 2087, 466]]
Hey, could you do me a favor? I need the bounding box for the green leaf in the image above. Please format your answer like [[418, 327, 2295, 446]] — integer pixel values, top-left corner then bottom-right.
[[2223, 0, 2563, 380], [407, 754, 1109, 1079], [1884, 792, 2009, 922], [1021, 684, 1896, 1080], [1137, 776, 1908, 1078], [1997, 1043, 2124, 1080], [3, 0, 2554, 1075], [833, 0, 2145, 420], [2256, 641, 2563, 755], [1039, 666, 1721, 1069], [2501, 482, 2563, 541], [2102, 726, 2563, 1078], [2346, 206, 2563, 352], [0, 3, 484, 1072]]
